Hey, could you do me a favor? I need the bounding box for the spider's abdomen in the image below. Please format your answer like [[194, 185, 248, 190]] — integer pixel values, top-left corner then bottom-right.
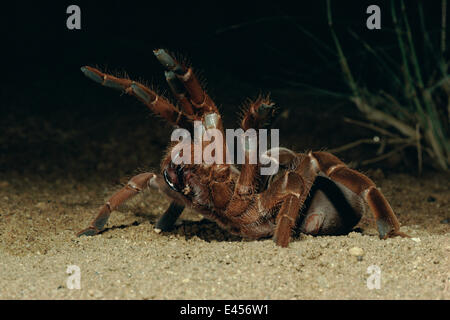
[[298, 176, 365, 235]]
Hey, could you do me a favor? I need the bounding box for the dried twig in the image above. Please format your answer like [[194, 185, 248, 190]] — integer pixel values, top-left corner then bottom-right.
[[343, 118, 399, 138], [442, 0, 447, 55], [360, 143, 412, 166], [328, 137, 412, 154], [324, 0, 449, 171]]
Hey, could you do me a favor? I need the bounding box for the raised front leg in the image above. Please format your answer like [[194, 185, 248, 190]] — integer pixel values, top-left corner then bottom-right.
[[153, 49, 227, 162], [80, 66, 193, 130], [153, 49, 221, 122], [225, 97, 277, 217]]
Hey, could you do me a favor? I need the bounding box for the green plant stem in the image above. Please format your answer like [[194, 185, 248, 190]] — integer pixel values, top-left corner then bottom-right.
[[442, 0, 447, 55], [326, 0, 358, 96]]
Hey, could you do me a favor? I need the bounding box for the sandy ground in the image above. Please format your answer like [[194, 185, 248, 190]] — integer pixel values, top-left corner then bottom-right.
[[0, 170, 448, 300]]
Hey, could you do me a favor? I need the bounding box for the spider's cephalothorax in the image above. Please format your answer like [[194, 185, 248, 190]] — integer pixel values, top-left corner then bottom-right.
[[77, 49, 408, 247]]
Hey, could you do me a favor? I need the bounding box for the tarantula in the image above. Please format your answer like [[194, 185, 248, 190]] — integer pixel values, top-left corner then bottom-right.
[[77, 49, 408, 247]]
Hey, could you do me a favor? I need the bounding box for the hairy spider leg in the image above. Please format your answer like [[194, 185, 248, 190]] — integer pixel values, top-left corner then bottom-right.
[[80, 66, 193, 130], [308, 151, 409, 239], [77, 173, 185, 236]]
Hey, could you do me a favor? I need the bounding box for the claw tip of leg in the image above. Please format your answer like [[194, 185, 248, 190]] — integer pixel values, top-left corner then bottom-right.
[[80, 66, 103, 84], [376, 220, 391, 239], [76, 228, 98, 237], [153, 49, 165, 56]]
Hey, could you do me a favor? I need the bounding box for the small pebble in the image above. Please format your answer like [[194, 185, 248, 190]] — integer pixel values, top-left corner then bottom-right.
[[411, 237, 421, 243], [87, 290, 103, 298], [320, 242, 329, 248], [35, 202, 46, 209], [154, 228, 162, 234], [348, 232, 362, 238], [349, 247, 364, 257]]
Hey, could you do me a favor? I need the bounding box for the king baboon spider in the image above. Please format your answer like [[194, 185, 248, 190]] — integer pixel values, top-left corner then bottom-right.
[[77, 49, 408, 247]]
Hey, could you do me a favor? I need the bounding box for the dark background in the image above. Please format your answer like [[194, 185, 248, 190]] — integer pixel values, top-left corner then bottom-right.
[[1, 0, 445, 180]]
